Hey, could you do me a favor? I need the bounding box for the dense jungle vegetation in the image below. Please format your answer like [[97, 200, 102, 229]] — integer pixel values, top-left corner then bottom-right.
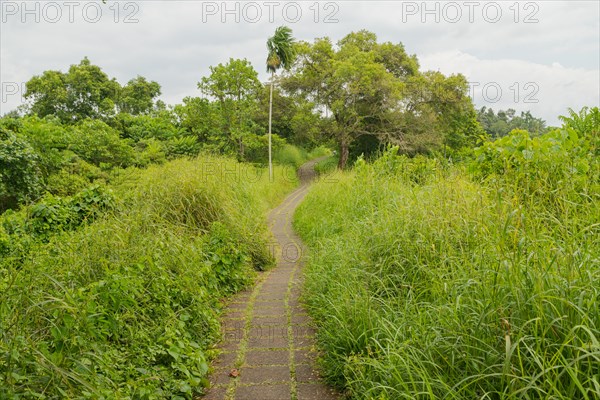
[[1, 28, 598, 398]]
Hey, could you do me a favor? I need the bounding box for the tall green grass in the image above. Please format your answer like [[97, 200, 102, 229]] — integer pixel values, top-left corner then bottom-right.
[[0, 155, 297, 398], [273, 144, 331, 168], [313, 155, 339, 176], [294, 144, 599, 399]]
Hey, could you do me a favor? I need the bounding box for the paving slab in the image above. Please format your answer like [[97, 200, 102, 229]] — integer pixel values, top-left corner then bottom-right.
[[235, 383, 291, 400], [239, 365, 291, 384], [245, 349, 289, 366]]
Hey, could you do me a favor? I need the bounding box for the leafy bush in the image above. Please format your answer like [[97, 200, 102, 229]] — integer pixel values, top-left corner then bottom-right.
[[558, 106, 599, 145], [243, 133, 286, 164], [307, 145, 332, 159], [45, 169, 91, 196], [274, 144, 308, 168], [472, 128, 599, 208], [314, 155, 339, 177], [17, 115, 71, 176], [1, 185, 114, 240], [114, 112, 184, 141], [163, 136, 201, 159], [0, 129, 42, 211], [69, 119, 136, 168], [135, 138, 167, 166]]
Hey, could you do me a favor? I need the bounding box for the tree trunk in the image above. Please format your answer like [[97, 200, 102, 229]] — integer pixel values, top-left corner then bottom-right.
[[338, 139, 349, 169]]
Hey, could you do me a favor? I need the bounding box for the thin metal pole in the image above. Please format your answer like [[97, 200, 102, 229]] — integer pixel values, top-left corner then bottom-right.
[[268, 71, 274, 182]]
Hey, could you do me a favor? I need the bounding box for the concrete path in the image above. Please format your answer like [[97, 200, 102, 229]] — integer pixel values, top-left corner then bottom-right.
[[202, 158, 338, 400]]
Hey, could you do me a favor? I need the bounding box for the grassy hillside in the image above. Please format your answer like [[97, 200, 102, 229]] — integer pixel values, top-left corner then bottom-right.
[[0, 155, 297, 398], [294, 131, 599, 398]]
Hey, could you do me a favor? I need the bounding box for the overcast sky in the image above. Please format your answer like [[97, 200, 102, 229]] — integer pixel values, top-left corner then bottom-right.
[[1, 0, 599, 125]]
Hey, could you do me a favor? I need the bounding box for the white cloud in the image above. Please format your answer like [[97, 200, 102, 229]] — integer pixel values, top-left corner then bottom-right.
[[419, 50, 600, 125]]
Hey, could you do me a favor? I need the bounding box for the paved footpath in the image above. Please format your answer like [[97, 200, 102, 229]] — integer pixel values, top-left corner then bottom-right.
[[201, 158, 338, 400]]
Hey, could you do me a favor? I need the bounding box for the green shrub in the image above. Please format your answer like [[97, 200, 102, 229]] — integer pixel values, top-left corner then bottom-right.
[[18, 115, 71, 176], [45, 169, 91, 196], [314, 155, 339, 176], [0, 129, 42, 211], [163, 135, 201, 159], [135, 138, 167, 166], [69, 119, 136, 168], [274, 144, 308, 168], [472, 128, 599, 210], [1, 185, 114, 241], [114, 112, 184, 141], [307, 145, 332, 159], [243, 133, 286, 164]]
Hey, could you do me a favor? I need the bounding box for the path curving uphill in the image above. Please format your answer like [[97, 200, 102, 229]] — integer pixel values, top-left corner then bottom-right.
[[202, 157, 338, 400]]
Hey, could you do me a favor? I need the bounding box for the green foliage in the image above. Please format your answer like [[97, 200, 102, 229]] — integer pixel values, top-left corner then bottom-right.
[[243, 133, 286, 164], [251, 84, 330, 148], [45, 169, 92, 197], [0, 156, 297, 398], [0, 129, 42, 211], [307, 145, 332, 159], [295, 135, 599, 398], [198, 58, 262, 160], [69, 119, 136, 168], [288, 100, 327, 146], [559, 106, 599, 153], [266, 26, 296, 73], [114, 111, 184, 141], [117, 76, 162, 115], [0, 115, 23, 132], [163, 136, 201, 159], [135, 138, 167, 166], [14, 115, 70, 176], [477, 107, 548, 138], [174, 97, 223, 142], [313, 155, 338, 176], [24, 58, 161, 123], [472, 127, 599, 202], [273, 144, 308, 168], [25, 57, 120, 123], [2, 185, 114, 240], [285, 30, 479, 168]]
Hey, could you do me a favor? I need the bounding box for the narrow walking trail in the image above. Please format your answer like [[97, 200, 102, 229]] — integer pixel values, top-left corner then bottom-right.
[[202, 158, 338, 400]]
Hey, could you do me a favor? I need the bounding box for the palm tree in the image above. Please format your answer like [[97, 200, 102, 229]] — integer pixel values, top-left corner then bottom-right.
[[559, 106, 600, 136], [266, 26, 296, 181]]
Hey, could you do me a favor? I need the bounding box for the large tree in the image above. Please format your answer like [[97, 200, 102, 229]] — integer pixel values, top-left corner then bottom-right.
[[174, 96, 222, 143], [24, 58, 161, 123], [198, 58, 261, 159], [403, 71, 484, 153], [25, 58, 120, 123], [117, 76, 162, 115], [284, 30, 480, 167]]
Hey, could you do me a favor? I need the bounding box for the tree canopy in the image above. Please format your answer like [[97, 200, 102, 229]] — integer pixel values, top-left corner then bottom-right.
[[283, 30, 481, 168], [24, 58, 161, 123], [266, 26, 296, 73], [477, 107, 547, 138], [198, 58, 262, 159]]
